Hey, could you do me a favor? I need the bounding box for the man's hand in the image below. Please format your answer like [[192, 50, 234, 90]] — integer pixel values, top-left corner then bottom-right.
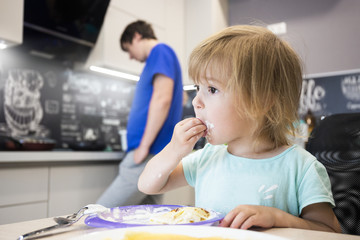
[[134, 145, 150, 164]]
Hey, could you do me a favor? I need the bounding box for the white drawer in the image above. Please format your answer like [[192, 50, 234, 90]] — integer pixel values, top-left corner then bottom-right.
[[48, 164, 118, 217], [0, 167, 48, 206], [0, 201, 47, 224]]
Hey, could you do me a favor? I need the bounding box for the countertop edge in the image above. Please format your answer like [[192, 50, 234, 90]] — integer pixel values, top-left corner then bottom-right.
[[0, 151, 125, 163]]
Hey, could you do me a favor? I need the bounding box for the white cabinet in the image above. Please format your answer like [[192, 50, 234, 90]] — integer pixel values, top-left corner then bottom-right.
[[0, 152, 121, 225], [0, 0, 23, 48], [86, 7, 143, 75], [110, 0, 166, 28], [0, 167, 48, 206], [0, 202, 47, 225], [48, 164, 118, 217], [0, 167, 48, 224]]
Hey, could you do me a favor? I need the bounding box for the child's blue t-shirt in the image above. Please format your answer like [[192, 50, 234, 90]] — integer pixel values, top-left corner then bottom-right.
[[126, 43, 183, 154], [182, 144, 335, 216]]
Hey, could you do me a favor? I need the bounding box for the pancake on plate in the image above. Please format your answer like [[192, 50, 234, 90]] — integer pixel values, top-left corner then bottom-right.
[[150, 206, 210, 224]]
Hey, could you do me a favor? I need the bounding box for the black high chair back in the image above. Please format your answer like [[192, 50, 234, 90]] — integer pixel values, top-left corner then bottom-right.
[[306, 113, 360, 235]]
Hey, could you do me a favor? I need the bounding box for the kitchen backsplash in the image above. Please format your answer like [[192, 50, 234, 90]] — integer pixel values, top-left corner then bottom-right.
[[0, 50, 136, 151]]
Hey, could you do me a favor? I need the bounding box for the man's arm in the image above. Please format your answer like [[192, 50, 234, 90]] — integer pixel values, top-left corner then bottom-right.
[[133, 74, 174, 164]]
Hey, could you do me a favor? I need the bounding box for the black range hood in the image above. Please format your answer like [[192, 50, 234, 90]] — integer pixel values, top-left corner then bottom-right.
[[21, 0, 110, 63]]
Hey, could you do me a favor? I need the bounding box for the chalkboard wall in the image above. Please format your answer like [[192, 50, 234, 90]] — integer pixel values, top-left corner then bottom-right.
[[0, 51, 136, 151], [299, 69, 360, 120], [1, 48, 359, 151]]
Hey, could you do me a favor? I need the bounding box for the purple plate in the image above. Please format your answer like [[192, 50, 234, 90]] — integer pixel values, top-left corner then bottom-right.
[[84, 204, 224, 228]]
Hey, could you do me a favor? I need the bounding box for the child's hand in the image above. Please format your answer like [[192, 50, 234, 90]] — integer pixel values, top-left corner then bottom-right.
[[168, 118, 206, 159], [220, 205, 277, 229]]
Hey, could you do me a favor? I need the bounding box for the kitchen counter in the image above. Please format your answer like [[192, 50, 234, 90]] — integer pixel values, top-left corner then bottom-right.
[[0, 151, 125, 164], [0, 216, 359, 240]]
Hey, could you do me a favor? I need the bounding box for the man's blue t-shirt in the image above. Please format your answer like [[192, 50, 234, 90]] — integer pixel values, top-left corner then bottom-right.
[[126, 43, 183, 154]]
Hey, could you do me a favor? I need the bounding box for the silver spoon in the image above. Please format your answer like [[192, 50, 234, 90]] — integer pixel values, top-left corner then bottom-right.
[[53, 204, 108, 225], [18, 204, 108, 240]]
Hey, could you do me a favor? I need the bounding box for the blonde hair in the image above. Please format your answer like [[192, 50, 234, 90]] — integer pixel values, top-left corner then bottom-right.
[[189, 25, 303, 150]]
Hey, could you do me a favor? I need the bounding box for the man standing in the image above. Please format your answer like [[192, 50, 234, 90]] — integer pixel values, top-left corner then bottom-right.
[[97, 20, 183, 207]]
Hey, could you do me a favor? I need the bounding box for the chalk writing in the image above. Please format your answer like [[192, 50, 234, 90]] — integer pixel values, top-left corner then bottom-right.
[[299, 79, 326, 115]]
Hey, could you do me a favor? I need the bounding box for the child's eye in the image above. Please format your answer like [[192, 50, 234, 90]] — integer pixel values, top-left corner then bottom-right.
[[208, 86, 218, 94]]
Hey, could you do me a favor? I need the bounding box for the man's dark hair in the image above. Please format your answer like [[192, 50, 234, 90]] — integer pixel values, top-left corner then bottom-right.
[[120, 20, 157, 50]]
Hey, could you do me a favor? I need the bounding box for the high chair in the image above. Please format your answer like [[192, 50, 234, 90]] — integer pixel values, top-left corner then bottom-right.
[[306, 112, 360, 235]]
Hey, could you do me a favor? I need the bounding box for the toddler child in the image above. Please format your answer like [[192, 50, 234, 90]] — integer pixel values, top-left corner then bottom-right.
[[138, 25, 341, 232]]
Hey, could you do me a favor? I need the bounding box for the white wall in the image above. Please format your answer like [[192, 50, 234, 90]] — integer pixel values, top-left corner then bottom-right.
[[86, 0, 229, 85], [228, 0, 360, 76], [86, 0, 186, 81], [184, 0, 228, 84]]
